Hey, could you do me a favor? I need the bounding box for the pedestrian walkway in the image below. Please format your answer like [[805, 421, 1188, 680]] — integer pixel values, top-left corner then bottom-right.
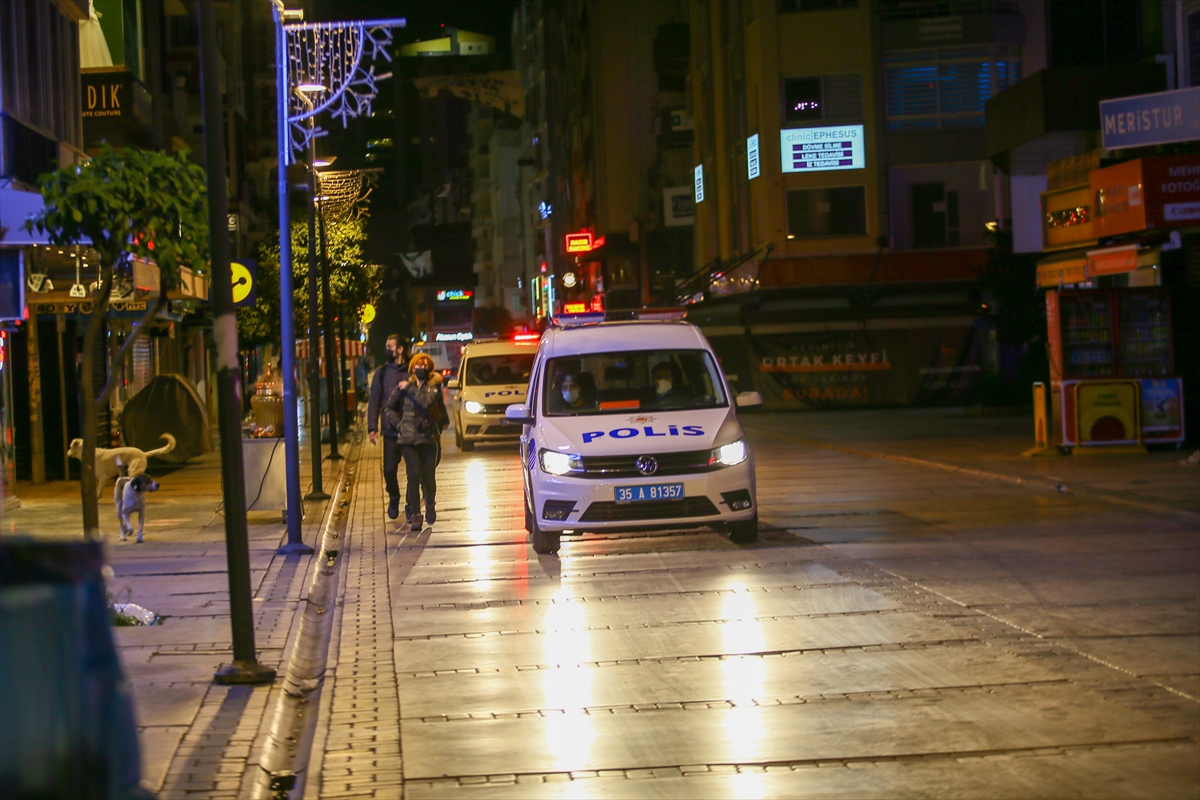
[[0, 432, 348, 797]]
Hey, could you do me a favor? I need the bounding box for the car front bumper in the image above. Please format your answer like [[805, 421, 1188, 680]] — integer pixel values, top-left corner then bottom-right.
[[530, 456, 756, 532], [458, 413, 523, 442]]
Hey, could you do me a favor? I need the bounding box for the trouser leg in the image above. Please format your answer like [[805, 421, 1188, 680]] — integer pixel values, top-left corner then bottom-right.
[[418, 442, 437, 509], [401, 444, 423, 514], [382, 437, 402, 499]]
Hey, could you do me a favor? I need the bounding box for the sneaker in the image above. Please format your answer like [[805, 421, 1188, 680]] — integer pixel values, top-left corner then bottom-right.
[[425, 504, 436, 525], [410, 513, 423, 532], [387, 496, 400, 520]]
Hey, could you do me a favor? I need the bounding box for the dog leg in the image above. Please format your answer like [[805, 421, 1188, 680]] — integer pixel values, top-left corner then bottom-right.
[[136, 510, 144, 543]]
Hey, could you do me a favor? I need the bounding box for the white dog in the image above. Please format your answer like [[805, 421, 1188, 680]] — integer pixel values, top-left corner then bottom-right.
[[114, 472, 160, 543], [67, 433, 176, 498]]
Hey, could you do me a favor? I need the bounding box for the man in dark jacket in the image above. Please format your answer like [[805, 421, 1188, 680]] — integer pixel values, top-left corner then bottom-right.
[[367, 334, 408, 519]]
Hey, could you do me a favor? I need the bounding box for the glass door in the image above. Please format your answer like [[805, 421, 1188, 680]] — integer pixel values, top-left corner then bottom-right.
[[1117, 290, 1172, 377], [1060, 292, 1115, 378]]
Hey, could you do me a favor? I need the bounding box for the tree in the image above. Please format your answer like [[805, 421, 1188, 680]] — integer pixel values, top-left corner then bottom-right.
[[26, 145, 209, 536], [236, 217, 380, 349]]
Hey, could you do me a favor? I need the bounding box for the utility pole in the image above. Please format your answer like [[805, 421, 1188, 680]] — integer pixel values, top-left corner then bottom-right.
[[199, 0, 275, 685], [304, 149, 329, 500]]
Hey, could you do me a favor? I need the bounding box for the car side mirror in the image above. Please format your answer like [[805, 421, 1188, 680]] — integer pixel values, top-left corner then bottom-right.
[[505, 403, 534, 425], [735, 391, 763, 408], [447, 378, 460, 390]]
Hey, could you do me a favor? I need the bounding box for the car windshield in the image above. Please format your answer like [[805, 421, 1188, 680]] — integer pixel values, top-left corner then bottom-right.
[[543, 349, 728, 416], [464, 354, 535, 386]]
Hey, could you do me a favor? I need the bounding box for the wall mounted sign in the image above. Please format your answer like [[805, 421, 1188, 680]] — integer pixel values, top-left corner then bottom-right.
[[565, 232, 594, 253], [663, 187, 695, 227], [694, 164, 704, 203], [747, 133, 760, 180], [1100, 87, 1200, 150], [780, 125, 865, 173], [436, 289, 473, 301]]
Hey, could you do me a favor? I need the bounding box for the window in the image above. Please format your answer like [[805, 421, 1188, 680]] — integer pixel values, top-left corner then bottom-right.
[[783, 73, 863, 124], [779, 0, 857, 11], [885, 46, 1021, 130], [542, 350, 728, 416], [786, 186, 867, 239]]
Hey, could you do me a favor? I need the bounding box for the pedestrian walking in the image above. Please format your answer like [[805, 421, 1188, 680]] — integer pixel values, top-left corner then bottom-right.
[[384, 353, 448, 530], [367, 334, 408, 519]]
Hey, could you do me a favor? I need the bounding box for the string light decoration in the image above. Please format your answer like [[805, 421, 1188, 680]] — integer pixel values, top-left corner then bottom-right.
[[283, 18, 406, 162], [316, 169, 382, 222]]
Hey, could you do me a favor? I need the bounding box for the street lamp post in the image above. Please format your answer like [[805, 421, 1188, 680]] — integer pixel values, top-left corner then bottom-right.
[[304, 140, 329, 501], [273, 3, 404, 547], [318, 204, 342, 460]]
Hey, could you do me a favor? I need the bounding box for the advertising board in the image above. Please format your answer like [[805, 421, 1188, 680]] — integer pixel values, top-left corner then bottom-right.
[[780, 125, 864, 173]]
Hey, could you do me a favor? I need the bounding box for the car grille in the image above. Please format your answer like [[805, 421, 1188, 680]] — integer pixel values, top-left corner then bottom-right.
[[482, 403, 512, 414], [578, 496, 720, 522], [577, 449, 717, 478]]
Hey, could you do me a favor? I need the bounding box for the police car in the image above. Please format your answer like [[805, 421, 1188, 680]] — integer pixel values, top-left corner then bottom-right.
[[447, 336, 539, 450], [505, 313, 762, 554]]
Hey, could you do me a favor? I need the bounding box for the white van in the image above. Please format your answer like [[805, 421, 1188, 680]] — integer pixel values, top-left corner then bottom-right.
[[505, 317, 762, 554], [446, 337, 539, 450]]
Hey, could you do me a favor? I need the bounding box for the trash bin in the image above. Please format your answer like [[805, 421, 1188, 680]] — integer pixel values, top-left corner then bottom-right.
[[0, 539, 152, 799]]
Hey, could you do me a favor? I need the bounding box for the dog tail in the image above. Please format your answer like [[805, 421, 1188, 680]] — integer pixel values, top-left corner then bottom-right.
[[145, 433, 177, 458]]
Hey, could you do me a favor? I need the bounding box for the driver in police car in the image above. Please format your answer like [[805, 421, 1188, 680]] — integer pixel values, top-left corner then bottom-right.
[[649, 361, 690, 408]]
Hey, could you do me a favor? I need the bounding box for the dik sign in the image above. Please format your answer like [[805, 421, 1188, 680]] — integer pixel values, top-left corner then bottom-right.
[[81, 71, 129, 119]]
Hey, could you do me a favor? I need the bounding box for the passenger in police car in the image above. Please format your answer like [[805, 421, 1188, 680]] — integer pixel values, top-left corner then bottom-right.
[[648, 361, 692, 409], [549, 371, 598, 414]]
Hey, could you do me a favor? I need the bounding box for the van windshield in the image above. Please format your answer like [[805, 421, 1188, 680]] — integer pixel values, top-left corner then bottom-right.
[[543, 350, 728, 416], [464, 354, 535, 386]]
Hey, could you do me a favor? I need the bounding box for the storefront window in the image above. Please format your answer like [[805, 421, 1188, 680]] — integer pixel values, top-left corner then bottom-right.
[[786, 186, 867, 239]]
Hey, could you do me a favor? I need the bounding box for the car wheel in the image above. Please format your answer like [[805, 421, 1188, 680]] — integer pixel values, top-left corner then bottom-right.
[[528, 497, 560, 554], [524, 491, 534, 533], [728, 515, 757, 544], [455, 425, 463, 449], [461, 439, 475, 452]]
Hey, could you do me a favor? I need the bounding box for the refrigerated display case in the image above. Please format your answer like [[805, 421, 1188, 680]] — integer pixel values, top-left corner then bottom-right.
[[1046, 288, 1185, 446]]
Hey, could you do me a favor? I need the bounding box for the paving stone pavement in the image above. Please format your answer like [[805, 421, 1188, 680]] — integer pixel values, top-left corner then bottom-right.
[[305, 435, 403, 800]]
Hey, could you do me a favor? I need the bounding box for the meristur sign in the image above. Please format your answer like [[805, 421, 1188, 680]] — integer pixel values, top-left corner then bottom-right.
[[1099, 87, 1200, 150]]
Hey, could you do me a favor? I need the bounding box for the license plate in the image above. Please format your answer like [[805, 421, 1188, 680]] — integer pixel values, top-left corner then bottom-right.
[[615, 483, 685, 503]]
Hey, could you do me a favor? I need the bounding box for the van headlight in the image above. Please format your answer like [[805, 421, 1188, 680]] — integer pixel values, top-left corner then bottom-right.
[[464, 400, 484, 415], [709, 438, 748, 467], [539, 448, 583, 475]]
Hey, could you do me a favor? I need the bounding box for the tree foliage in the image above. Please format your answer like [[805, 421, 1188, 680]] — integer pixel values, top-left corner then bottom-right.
[[27, 145, 209, 284], [237, 218, 381, 348], [24, 145, 210, 536]]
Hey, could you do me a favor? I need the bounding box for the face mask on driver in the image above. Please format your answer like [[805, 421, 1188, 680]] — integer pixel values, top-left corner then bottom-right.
[[655, 380, 672, 395], [563, 387, 580, 404], [413, 367, 430, 381]]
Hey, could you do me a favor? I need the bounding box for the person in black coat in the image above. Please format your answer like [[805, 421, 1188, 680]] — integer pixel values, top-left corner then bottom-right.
[[383, 353, 448, 528], [367, 334, 408, 519]]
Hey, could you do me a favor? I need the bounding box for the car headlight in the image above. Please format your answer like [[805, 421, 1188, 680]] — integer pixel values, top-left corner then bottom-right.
[[539, 448, 583, 475], [464, 400, 484, 415], [710, 438, 748, 467]]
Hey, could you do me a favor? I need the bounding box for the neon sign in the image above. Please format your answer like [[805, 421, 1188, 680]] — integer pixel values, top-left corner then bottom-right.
[[565, 232, 594, 253], [563, 302, 587, 313], [436, 289, 474, 301]]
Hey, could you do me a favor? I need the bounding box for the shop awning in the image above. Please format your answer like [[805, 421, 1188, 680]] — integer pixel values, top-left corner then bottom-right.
[[1036, 241, 1164, 288]]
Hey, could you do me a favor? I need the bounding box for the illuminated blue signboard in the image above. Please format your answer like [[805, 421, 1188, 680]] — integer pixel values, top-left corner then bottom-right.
[[780, 125, 865, 173], [1099, 88, 1200, 150], [694, 164, 704, 203]]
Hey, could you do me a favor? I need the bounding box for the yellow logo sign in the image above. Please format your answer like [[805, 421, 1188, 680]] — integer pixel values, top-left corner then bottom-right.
[[231, 261, 253, 304], [360, 303, 376, 324]]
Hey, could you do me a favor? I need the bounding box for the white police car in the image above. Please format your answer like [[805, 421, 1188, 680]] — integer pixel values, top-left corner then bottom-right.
[[447, 336, 539, 450], [505, 314, 762, 554]]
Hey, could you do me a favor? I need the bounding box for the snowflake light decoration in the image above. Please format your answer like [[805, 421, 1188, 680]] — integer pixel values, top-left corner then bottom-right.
[[283, 18, 405, 162]]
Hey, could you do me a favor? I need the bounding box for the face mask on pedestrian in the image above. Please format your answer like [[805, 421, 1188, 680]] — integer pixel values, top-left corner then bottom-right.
[[413, 366, 430, 381], [387, 346, 400, 363], [655, 379, 672, 395]]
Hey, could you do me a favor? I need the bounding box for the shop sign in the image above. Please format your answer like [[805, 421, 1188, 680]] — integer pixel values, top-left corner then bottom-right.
[[747, 134, 760, 180], [1086, 244, 1139, 276], [1099, 87, 1200, 150], [230, 260, 256, 307], [1091, 155, 1200, 237], [434, 331, 473, 342], [81, 69, 152, 126], [1041, 185, 1094, 250], [663, 187, 695, 227], [436, 289, 473, 302], [780, 125, 865, 173], [694, 165, 704, 203], [1140, 378, 1184, 439], [565, 232, 594, 253], [1075, 381, 1139, 445]]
